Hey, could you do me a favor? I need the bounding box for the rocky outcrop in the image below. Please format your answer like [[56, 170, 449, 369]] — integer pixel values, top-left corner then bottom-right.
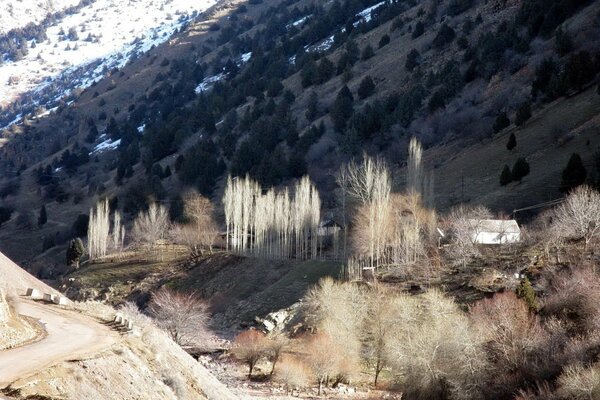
[[0, 290, 9, 323]]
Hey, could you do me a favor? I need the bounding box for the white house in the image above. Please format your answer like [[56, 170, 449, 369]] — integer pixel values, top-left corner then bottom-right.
[[468, 219, 521, 245]]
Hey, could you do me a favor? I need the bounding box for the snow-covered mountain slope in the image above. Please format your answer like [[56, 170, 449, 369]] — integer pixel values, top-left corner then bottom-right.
[[0, 0, 218, 128], [0, 0, 82, 34]]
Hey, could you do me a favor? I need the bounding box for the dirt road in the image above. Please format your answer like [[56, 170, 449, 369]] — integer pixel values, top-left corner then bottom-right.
[[0, 299, 119, 388]]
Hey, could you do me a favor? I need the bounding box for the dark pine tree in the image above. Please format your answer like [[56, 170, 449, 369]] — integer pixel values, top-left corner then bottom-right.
[[331, 85, 354, 132], [506, 133, 517, 151], [515, 102, 532, 126], [511, 158, 530, 181], [500, 165, 512, 186], [66, 238, 85, 269], [560, 153, 587, 193], [494, 112, 510, 133], [357, 76, 375, 99], [38, 204, 47, 227]]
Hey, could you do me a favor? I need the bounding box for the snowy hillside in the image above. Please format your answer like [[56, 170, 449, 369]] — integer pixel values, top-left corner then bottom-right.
[[0, 0, 218, 128], [0, 0, 82, 34]]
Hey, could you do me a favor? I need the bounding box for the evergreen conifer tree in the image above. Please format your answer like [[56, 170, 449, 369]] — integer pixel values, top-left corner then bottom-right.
[[560, 153, 587, 192], [506, 133, 517, 150], [38, 204, 47, 227], [500, 165, 512, 186]]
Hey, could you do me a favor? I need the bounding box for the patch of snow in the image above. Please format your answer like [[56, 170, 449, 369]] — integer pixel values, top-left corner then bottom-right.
[[137, 124, 146, 134], [0, 0, 82, 34], [306, 35, 335, 53], [354, 2, 386, 26], [241, 52, 252, 63], [90, 138, 121, 155], [287, 15, 310, 28], [195, 73, 225, 94]]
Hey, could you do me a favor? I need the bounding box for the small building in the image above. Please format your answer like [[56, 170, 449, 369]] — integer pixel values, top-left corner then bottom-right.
[[317, 219, 343, 237], [469, 219, 521, 245]]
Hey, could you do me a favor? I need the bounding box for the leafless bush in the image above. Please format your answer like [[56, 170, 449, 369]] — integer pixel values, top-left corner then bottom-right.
[[362, 287, 397, 385], [543, 267, 600, 333], [305, 332, 357, 395], [552, 185, 600, 250], [231, 330, 269, 378], [557, 363, 600, 400], [171, 191, 218, 256], [148, 288, 210, 350], [443, 205, 492, 267], [132, 202, 170, 245], [275, 355, 311, 394], [266, 332, 288, 375], [386, 290, 486, 400], [470, 292, 546, 397], [305, 277, 367, 365], [119, 301, 153, 329]]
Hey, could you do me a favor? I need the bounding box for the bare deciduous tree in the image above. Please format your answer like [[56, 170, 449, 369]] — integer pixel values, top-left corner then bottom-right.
[[275, 355, 310, 395], [148, 288, 210, 349], [338, 155, 391, 269], [351, 193, 436, 269], [363, 287, 396, 385], [266, 332, 288, 375], [305, 277, 367, 366], [132, 202, 170, 245], [223, 175, 321, 260], [386, 290, 487, 399], [172, 191, 218, 256], [553, 185, 600, 250], [88, 199, 110, 259], [470, 292, 542, 372], [557, 363, 600, 400], [231, 330, 269, 378], [305, 332, 353, 395], [444, 204, 492, 267]]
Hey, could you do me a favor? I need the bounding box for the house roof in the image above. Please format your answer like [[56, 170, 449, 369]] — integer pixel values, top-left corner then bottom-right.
[[319, 219, 342, 228], [468, 219, 520, 234]]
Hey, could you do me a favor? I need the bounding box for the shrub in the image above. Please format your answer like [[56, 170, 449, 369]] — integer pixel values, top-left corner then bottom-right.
[[66, 238, 85, 268], [516, 277, 538, 311], [306, 333, 356, 395], [378, 34, 390, 48], [275, 355, 310, 395], [405, 49, 420, 71], [515, 102, 532, 126], [557, 364, 600, 400], [231, 330, 269, 378], [471, 292, 546, 398], [148, 288, 210, 349], [552, 186, 600, 251], [357, 76, 375, 99], [388, 290, 486, 399], [361, 44, 375, 61], [412, 21, 424, 39], [432, 23, 456, 48]]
